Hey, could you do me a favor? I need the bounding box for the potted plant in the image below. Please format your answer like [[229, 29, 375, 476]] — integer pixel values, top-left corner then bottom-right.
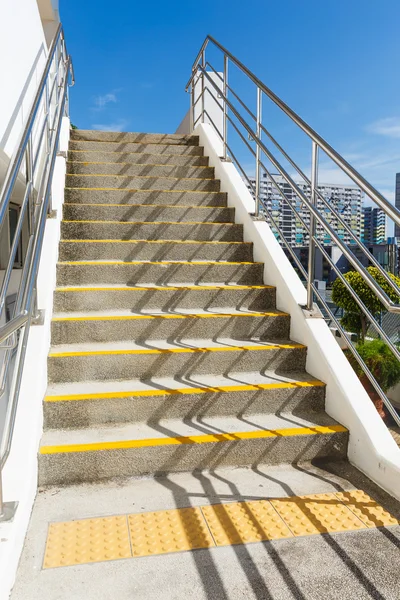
[[345, 340, 400, 419]]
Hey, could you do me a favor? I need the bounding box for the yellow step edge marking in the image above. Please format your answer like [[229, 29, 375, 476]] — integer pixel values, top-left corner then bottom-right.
[[58, 260, 258, 266], [69, 148, 205, 157], [48, 343, 305, 358], [62, 220, 235, 226], [67, 161, 211, 169], [52, 311, 287, 322], [55, 285, 271, 293], [71, 139, 199, 147], [40, 425, 346, 454], [44, 380, 325, 402], [64, 202, 227, 209], [65, 187, 222, 194], [60, 238, 249, 245], [67, 173, 216, 182]]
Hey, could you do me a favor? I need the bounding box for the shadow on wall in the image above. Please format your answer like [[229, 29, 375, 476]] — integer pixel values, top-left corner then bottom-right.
[[0, 43, 45, 197]]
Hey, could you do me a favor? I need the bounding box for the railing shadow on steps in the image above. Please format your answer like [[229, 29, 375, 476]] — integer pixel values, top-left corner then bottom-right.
[[185, 35, 400, 430], [0, 24, 74, 521]]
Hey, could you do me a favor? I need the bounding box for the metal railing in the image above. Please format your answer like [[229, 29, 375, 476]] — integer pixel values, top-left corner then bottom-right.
[[186, 35, 400, 428], [0, 24, 74, 521]]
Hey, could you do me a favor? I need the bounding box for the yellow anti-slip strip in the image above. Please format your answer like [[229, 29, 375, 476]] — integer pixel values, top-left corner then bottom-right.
[[55, 284, 271, 292], [65, 187, 222, 194], [67, 160, 211, 169], [40, 425, 346, 455], [62, 220, 235, 226], [45, 380, 325, 403], [61, 238, 249, 245], [59, 260, 257, 266], [65, 202, 227, 209], [43, 489, 398, 568], [69, 148, 203, 156], [52, 311, 286, 322], [48, 342, 304, 358], [67, 173, 215, 182]]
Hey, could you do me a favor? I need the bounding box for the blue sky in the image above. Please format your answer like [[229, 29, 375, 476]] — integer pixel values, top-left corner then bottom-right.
[[61, 0, 400, 218]]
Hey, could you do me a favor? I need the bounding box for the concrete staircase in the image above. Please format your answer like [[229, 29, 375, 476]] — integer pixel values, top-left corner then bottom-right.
[[39, 130, 348, 485]]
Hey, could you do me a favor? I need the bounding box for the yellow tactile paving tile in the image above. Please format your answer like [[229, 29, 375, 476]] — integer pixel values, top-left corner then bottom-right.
[[43, 515, 131, 569], [335, 490, 400, 528], [201, 500, 293, 546], [270, 493, 367, 536], [42, 491, 400, 569], [127, 507, 214, 557]]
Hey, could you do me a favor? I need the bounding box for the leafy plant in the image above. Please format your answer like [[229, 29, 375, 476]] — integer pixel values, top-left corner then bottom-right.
[[332, 266, 400, 341], [347, 339, 400, 393], [71, 123, 78, 130]]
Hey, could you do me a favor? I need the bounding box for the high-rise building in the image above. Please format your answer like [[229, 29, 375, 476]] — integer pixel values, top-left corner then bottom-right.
[[395, 173, 400, 240], [362, 207, 386, 245], [245, 173, 363, 247]]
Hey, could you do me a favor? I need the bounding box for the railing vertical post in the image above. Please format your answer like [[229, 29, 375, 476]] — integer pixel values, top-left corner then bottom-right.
[[255, 87, 262, 217], [307, 141, 319, 311], [25, 136, 34, 232], [190, 72, 195, 133], [201, 50, 205, 124], [222, 55, 228, 160]]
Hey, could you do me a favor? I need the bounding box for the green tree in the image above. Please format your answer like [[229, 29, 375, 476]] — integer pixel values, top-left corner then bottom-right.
[[331, 266, 400, 342]]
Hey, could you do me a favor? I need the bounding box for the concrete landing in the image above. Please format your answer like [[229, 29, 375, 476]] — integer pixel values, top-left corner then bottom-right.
[[11, 461, 400, 600]]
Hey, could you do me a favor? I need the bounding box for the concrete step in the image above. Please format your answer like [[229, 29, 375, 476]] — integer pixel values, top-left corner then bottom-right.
[[63, 203, 234, 224], [56, 260, 264, 286], [67, 161, 214, 179], [65, 188, 227, 206], [60, 221, 243, 242], [69, 140, 204, 155], [65, 174, 220, 192], [68, 149, 209, 166], [47, 338, 307, 383], [44, 371, 326, 429], [51, 309, 291, 345], [71, 130, 199, 145], [53, 284, 276, 313], [38, 412, 347, 485], [58, 239, 253, 262]]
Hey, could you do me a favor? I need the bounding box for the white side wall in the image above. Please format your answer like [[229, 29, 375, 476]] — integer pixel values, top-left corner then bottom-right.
[[176, 72, 223, 139], [0, 118, 70, 600], [196, 122, 400, 501]]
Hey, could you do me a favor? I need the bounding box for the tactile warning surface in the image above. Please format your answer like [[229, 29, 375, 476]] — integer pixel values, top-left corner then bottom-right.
[[127, 507, 214, 557], [270, 493, 366, 536], [43, 515, 131, 568], [201, 501, 293, 546], [335, 490, 400, 528]]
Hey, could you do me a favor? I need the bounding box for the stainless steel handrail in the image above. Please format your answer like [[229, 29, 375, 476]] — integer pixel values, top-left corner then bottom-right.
[[186, 36, 400, 428], [0, 26, 73, 521]]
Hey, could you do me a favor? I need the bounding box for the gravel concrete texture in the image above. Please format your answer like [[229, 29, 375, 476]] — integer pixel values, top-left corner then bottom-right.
[[70, 130, 200, 144], [50, 311, 291, 345], [43, 371, 325, 429], [12, 461, 400, 600], [65, 173, 221, 192], [60, 221, 243, 242], [63, 203, 234, 224], [69, 140, 205, 155], [56, 261, 264, 286], [65, 187, 227, 206], [67, 161, 215, 179], [58, 239, 253, 262], [38, 412, 347, 485], [68, 150, 210, 166], [53, 284, 276, 313], [47, 339, 307, 383]]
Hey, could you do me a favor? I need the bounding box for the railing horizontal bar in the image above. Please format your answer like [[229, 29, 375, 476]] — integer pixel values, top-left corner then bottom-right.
[[198, 35, 400, 226], [199, 66, 400, 312], [0, 312, 28, 345]]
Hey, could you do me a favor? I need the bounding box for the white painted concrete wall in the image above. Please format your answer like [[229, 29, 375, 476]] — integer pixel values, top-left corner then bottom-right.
[[176, 72, 224, 140], [0, 117, 70, 600], [196, 122, 400, 501]]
